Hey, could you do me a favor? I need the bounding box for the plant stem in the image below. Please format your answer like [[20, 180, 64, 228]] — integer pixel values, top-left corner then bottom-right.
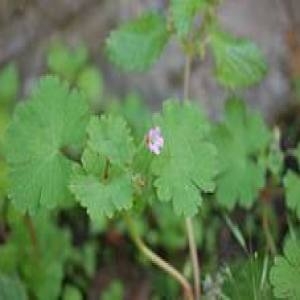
[[23, 214, 39, 257], [185, 217, 201, 300], [262, 204, 277, 255], [183, 54, 192, 101], [124, 214, 194, 300], [183, 49, 201, 299]]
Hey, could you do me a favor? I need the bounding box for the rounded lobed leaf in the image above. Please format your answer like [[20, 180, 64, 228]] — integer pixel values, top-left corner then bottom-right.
[[5, 76, 90, 214], [151, 99, 218, 217], [209, 29, 267, 89], [106, 11, 170, 72], [70, 147, 133, 221], [213, 98, 271, 210]]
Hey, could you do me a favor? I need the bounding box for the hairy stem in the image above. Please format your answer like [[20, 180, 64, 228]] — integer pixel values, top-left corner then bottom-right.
[[185, 217, 201, 299], [183, 50, 201, 299], [124, 214, 194, 300]]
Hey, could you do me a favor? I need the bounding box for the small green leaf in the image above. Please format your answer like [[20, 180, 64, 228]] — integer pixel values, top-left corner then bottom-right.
[[152, 100, 218, 216], [6, 76, 90, 214], [70, 164, 133, 221], [284, 171, 300, 219], [210, 29, 267, 88], [47, 42, 88, 81], [106, 11, 169, 71], [0, 273, 28, 300], [170, 0, 206, 37], [0, 63, 19, 104], [270, 237, 300, 299], [213, 99, 270, 209], [87, 115, 135, 166], [77, 66, 103, 109]]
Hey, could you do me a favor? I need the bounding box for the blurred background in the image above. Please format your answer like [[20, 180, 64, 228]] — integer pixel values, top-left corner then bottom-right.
[[0, 0, 300, 120]]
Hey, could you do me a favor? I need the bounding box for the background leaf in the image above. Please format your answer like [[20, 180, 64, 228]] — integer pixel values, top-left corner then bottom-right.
[[47, 42, 88, 82], [106, 11, 169, 71], [210, 29, 267, 88], [0, 63, 19, 105], [170, 0, 206, 37], [213, 98, 270, 209]]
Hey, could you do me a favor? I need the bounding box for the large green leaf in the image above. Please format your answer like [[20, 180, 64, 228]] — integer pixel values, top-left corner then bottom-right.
[[270, 237, 300, 299], [213, 99, 270, 209], [210, 29, 267, 88], [106, 11, 169, 71], [170, 0, 206, 37], [6, 76, 90, 214], [151, 100, 218, 216]]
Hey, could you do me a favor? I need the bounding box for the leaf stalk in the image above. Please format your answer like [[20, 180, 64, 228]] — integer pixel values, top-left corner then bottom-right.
[[124, 213, 194, 300]]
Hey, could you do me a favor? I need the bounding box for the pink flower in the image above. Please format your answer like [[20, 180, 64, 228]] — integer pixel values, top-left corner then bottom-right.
[[146, 127, 164, 155]]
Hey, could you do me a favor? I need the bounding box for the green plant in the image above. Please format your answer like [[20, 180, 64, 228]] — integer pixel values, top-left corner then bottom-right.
[[1, 1, 300, 300]]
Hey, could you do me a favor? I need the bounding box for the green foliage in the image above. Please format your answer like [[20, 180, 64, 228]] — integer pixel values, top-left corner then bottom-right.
[[222, 255, 273, 300], [107, 93, 152, 141], [284, 171, 300, 219], [213, 98, 270, 209], [5, 76, 89, 214], [152, 100, 218, 216], [62, 285, 82, 300], [1, 2, 296, 299], [101, 280, 124, 300], [170, 0, 206, 37], [151, 202, 203, 249], [270, 237, 300, 299], [0, 273, 28, 300], [262, 128, 284, 178], [47, 43, 88, 82], [0, 210, 72, 300], [0, 63, 19, 105], [106, 11, 169, 71], [209, 29, 267, 88]]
